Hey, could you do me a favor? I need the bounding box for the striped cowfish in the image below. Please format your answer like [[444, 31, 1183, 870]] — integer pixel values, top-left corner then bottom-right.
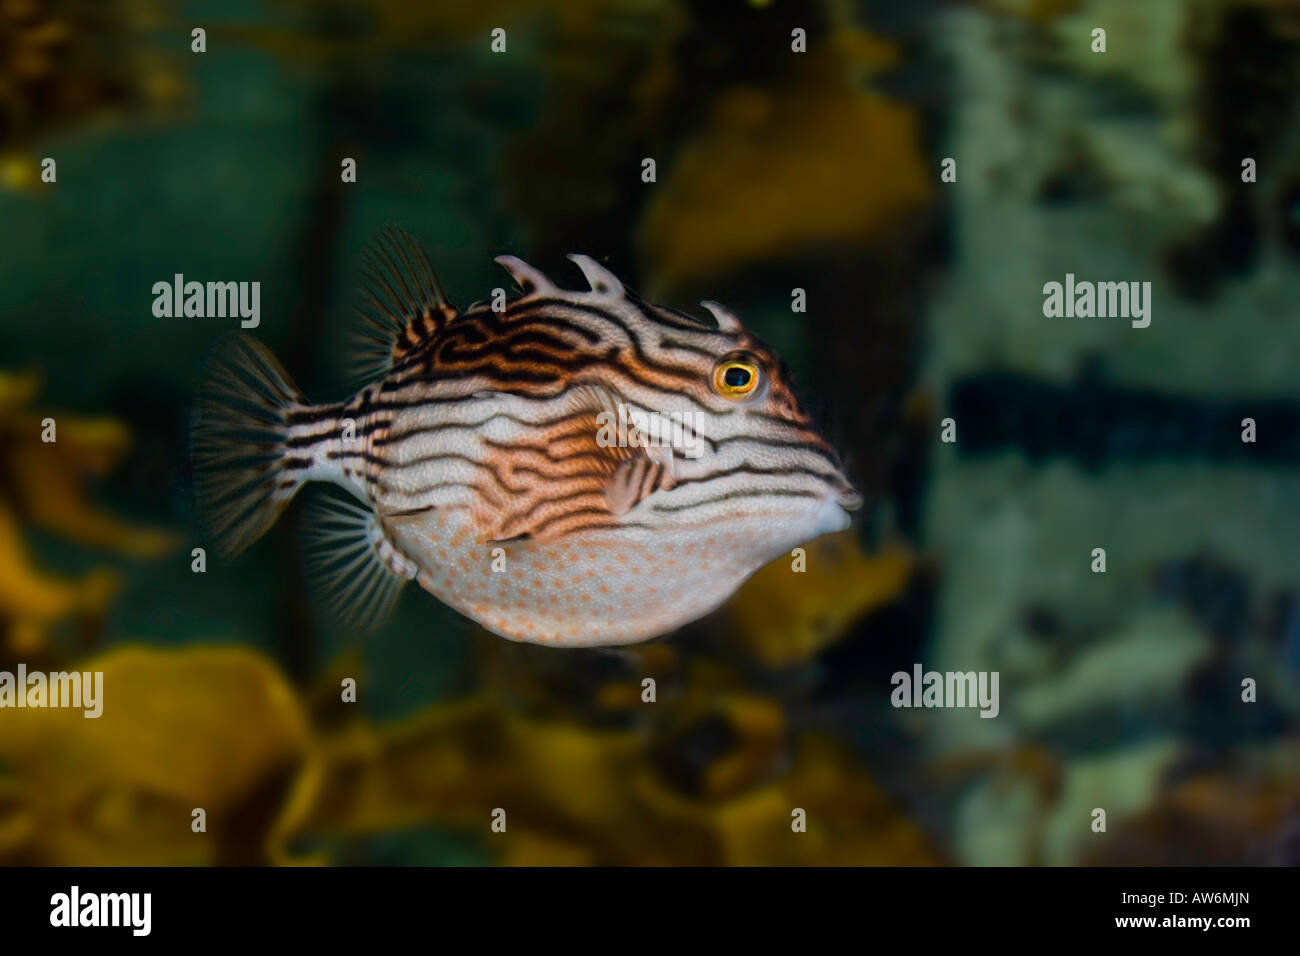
[[195, 230, 861, 646]]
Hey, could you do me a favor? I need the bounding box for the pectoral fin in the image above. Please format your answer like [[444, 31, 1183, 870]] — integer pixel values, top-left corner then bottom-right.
[[604, 449, 673, 517], [476, 390, 674, 543]]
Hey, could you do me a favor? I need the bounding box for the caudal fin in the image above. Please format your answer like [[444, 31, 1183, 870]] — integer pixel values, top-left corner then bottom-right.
[[193, 334, 307, 557]]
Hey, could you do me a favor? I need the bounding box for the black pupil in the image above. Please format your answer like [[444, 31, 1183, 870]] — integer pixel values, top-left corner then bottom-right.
[[724, 366, 752, 388]]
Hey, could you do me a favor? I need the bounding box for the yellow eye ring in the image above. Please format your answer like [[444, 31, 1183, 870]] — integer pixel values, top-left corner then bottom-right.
[[712, 357, 761, 400]]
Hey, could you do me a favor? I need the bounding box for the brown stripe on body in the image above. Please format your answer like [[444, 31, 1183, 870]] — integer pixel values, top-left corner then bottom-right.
[[351, 288, 849, 545], [471, 410, 633, 542]]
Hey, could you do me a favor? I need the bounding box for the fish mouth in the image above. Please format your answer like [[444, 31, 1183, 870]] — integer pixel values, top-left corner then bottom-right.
[[828, 472, 863, 511], [807, 475, 861, 534], [812, 492, 856, 536], [836, 486, 864, 511]]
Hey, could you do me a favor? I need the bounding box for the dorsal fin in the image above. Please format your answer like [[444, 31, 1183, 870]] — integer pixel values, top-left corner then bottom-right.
[[700, 300, 743, 333], [494, 254, 558, 296], [567, 254, 625, 298], [352, 227, 457, 381]]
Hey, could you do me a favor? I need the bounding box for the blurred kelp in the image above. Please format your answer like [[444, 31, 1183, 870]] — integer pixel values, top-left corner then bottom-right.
[[0, 0, 184, 191], [0, 641, 941, 866], [727, 532, 916, 669], [919, 0, 1300, 866], [636, 23, 932, 296], [1081, 739, 1300, 866], [300, 698, 941, 866], [0, 370, 176, 665], [0, 646, 316, 865]]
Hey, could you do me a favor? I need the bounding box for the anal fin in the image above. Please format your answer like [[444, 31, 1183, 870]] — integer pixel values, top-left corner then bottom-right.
[[306, 492, 415, 631]]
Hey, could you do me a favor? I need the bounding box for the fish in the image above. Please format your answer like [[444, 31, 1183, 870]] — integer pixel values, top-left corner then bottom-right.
[[194, 229, 862, 646]]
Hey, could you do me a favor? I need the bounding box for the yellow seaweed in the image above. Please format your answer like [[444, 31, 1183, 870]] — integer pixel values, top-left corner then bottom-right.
[[0, 633, 943, 866], [727, 532, 916, 668], [300, 692, 941, 865], [1, 382, 179, 558], [0, 502, 119, 657], [637, 26, 933, 293], [0, 646, 317, 866], [0, 0, 183, 177], [0, 372, 177, 659]]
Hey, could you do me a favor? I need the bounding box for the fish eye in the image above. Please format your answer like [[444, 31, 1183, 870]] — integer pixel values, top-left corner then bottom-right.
[[711, 354, 762, 401]]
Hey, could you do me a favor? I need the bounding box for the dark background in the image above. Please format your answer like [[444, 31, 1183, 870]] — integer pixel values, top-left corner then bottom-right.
[[0, 0, 1297, 865]]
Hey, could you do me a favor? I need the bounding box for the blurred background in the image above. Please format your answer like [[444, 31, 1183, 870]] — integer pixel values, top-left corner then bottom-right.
[[1, 0, 1298, 866]]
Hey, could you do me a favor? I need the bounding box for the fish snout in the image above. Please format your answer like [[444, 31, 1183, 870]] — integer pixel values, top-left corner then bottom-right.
[[837, 485, 864, 511], [828, 470, 863, 511]]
